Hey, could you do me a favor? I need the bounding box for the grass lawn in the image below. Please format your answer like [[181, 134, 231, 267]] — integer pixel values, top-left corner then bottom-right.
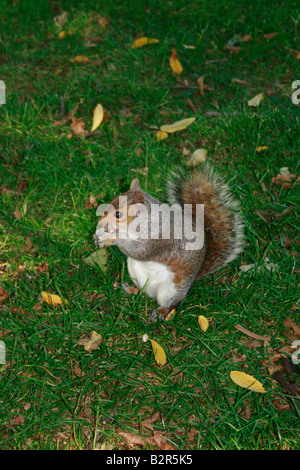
[[0, 0, 299, 450]]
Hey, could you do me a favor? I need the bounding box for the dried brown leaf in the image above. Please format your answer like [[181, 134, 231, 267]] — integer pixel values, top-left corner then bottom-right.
[[97, 16, 109, 27], [0, 287, 9, 304], [263, 32, 279, 39], [141, 412, 160, 430], [187, 427, 198, 443], [232, 78, 248, 85], [197, 76, 204, 96], [73, 362, 85, 377], [153, 431, 177, 450], [10, 415, 25, 426], [271, 173, 299, 189], [14, 208, 22, 219], [187, 99, 197, 113], [287, 48, 300, 59], [284, 318, 300, 337], [273, 400, 290, 411], [268, 363, 284, 375], [224, 45, 241, 53], [118, 431, 147, 448], [71, 117, 89, 136], [241, 34, 253, 42], [37, 261, 49, 274]]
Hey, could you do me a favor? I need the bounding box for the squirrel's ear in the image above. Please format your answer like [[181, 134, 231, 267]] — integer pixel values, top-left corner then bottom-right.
[[133, 190, 144, 204], [130, 178, 142, 192]]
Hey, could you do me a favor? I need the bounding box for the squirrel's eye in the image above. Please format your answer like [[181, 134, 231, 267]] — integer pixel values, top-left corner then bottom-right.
[[115, 211, 123, 219]]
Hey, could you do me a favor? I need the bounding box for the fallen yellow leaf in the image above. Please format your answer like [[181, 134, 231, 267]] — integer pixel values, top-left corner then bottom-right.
[[198, 315, 209, 332], [72, 56, 89, 64], [248, 92, 264, 107], [83, 249, 107, 273], [156, 130, 168, 141], [165, 308, 176, 321], [149, 339, 167, 367], [78, 330, 103, 352], [170, 48, 183, 74], [83, 331, 103, 352], [256, 146, 269, 152], [230, 371, 266, 393], [91, 104, 104, 132], [58, 30, 66, 39], [41, 291, 67, 306], [131, 37, 159, 49], [160, 117, 195, 133], [187, 148, 207, 166]]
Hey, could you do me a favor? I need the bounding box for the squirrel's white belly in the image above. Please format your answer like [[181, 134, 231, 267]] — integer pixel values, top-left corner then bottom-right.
[[127, 257, 177, 306]]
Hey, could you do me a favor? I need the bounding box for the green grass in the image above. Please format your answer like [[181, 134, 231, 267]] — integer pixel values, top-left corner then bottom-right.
[[0, 0, 299, 450]]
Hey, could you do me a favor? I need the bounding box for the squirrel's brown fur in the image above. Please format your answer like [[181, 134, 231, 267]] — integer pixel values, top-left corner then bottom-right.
[[167, 164, 244, 280]]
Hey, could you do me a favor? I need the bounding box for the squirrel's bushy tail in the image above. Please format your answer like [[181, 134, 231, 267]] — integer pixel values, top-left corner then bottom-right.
[[167, 164, 244, 279]]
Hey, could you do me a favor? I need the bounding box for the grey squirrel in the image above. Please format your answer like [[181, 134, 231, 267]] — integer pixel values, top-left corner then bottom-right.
[[94, 163, 244, 322]]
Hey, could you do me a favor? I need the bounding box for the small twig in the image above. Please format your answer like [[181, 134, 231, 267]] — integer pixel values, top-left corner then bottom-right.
[[235, 324, 271, 346], [205, 58, 229, 64], [187, 99, 197, 113], [170, 84, 199, 89], [60, 95, 66, 120]]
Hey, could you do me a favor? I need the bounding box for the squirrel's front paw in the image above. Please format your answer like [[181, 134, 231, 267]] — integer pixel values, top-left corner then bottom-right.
[[149, 309, 159, 323], [113, 282, 139, 295], [149, 307, 172, 323]]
